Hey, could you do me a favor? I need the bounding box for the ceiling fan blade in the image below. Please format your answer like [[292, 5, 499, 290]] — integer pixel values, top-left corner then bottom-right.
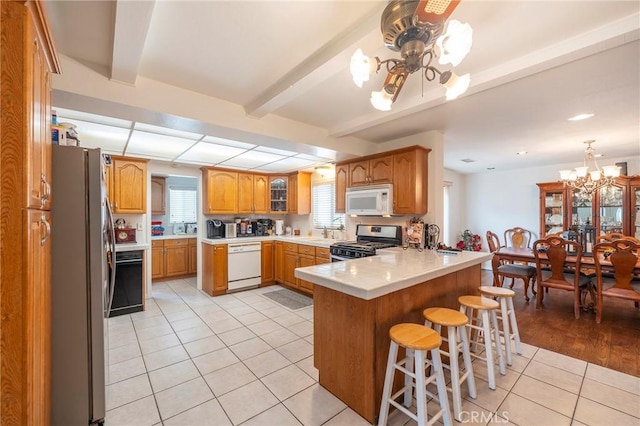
[[414, 0, 460, 26]]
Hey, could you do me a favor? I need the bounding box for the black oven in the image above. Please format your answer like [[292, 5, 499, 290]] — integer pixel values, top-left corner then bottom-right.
[[110, 250, 143, 317]]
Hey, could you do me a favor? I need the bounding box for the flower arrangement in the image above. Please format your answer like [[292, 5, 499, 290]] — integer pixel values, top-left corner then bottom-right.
[[456, 229, 482, 251]]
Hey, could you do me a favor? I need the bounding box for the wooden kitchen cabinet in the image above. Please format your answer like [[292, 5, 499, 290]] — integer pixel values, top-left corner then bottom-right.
[[202, 243, 228, 296], [261, 241, 275, 286], [335, 163, 348, 213], [151, 240, 165, 279], [152, 238, 196, 281], [288, 172, 311, 215], [270, 176, 288, 213], [283, 249, 299, 288], [275, 241, 284, 283], [297, 253, 315, 293], [1, 1, 60, 423], [188, 238, 197, 274], [202, 168, 238, 214], [238, 173, 269, 214], [151, 176, 166, 215], [393, 148, 428, 215], [348, 155, 393, 187], [111, 156, 148, 213], [164, 239, 189, 277], [335, 146, 430, 215]]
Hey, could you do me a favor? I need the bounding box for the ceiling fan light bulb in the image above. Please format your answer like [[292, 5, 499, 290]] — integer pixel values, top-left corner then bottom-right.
[[443, 72, 470, 100], [370, 90, 393, 111], [350, 48, 374, 88], [436, 20, 473, 66]]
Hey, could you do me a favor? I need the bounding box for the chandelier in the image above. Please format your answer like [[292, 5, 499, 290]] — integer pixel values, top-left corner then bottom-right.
[[350, 0, 472, 111], [559, 140, 621, 196]]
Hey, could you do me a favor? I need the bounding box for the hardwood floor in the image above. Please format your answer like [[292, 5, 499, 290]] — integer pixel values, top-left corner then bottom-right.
[[480, 270, 640, 377]]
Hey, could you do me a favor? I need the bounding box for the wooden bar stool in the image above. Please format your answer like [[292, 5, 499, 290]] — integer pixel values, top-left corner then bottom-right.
[[378, 323, 452, 426], [458, 295, 506, 390], [478, 286, 521, 366], [423, 307, 477, 422]]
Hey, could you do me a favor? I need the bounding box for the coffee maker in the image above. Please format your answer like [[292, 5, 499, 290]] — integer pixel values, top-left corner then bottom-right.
[[255, 219, 273, 236], [207, 219, 225, 239]]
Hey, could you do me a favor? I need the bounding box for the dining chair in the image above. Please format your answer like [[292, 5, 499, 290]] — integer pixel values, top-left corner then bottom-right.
[[504, 227, 534, 249], [486, 231, 537, 301], [533, 236, 591, 319], [592, 240, 640, 324]]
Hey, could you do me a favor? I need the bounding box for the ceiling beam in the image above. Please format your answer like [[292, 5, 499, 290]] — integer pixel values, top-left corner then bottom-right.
[[110, 0, 156, 85], [329, 12, 640, 138], [243, 3, 381, 118]]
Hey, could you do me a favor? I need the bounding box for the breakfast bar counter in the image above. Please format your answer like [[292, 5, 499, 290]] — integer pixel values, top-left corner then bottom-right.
[[295, 249, 492, 423]]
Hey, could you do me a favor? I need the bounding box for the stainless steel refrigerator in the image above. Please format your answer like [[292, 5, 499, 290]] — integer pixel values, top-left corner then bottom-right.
[[51, 145, 116, 425]]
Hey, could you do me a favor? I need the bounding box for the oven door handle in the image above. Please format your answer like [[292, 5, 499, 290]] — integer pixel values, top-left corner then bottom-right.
[[115, 259, 143, 265]]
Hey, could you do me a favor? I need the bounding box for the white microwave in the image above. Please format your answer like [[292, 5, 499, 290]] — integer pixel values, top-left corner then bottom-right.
[[345, 184, 394, 216]]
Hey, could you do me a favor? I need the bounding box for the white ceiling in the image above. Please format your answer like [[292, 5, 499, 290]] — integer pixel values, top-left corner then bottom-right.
[[45, 0, 640, 174]]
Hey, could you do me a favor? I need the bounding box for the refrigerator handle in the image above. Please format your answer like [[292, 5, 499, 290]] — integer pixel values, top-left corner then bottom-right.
[[105, 198, 117, 316]]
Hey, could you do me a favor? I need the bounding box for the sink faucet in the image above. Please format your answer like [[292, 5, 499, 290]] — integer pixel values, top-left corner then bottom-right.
[[322, 227, 329, 238]]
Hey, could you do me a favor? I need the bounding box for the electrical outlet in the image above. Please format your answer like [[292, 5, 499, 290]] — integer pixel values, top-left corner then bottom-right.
[[136, 222, 143, 231]]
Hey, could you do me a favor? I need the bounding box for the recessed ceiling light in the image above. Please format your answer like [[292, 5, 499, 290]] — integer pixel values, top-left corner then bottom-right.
[[516, 151, 527, 155], [568, 113, 594, 121], [487, 167, 495, 170]]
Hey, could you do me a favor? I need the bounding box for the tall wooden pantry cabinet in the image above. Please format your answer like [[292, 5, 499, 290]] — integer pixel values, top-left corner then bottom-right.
[[0, 1, 60, 423]]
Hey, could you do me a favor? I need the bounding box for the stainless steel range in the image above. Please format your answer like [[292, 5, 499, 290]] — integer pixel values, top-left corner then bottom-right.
[[330, 224, 403, 261]]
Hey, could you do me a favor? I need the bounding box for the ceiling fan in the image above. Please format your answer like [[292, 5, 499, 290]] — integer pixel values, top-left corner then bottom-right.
[[350, 0, 472, 111]]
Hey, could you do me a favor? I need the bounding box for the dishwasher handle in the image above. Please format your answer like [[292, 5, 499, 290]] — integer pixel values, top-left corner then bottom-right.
[[228, 243, 262, 253]]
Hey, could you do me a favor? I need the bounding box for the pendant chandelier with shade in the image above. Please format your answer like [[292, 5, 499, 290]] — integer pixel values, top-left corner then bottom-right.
[[559, 140, 621, 197]]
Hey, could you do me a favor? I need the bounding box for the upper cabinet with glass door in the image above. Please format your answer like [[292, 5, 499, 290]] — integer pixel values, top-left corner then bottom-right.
[[269, 177, 287, 213]]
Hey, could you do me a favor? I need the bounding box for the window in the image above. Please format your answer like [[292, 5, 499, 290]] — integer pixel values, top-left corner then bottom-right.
[[312, 181, 344, 228], [169, 187, 197, 223]]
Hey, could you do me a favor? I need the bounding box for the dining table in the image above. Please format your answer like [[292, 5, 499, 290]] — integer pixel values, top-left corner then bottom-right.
[[492, 246, 640, 309], [492, 247, 640, 273]]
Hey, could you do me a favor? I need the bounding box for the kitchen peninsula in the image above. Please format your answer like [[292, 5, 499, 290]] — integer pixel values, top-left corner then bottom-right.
[[295, 248, 492, 423]]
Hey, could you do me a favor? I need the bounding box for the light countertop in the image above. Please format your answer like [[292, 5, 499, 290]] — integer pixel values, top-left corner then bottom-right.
[[152, 234, 197, 240], [295, 248, 492, 300], [201, 235, 341, 248], [115, 242, 150, 252]]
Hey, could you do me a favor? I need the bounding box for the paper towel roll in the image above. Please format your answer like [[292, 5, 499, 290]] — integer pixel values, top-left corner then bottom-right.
[[275, 220, 284, 236]]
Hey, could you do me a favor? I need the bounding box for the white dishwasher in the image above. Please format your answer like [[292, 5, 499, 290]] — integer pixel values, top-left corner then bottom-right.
[[227, 242, 262, 291]]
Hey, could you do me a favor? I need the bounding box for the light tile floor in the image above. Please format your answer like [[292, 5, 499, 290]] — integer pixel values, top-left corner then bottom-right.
[[105, 278, 640, 426]]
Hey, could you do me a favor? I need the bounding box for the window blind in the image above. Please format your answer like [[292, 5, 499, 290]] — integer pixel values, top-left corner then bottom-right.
[[312, 181, 344, 228], [169, 188, 197, 223]]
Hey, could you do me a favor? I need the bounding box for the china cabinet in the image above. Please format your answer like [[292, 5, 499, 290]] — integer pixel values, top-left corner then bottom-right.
[[537, 182, 566, 236], [630, 176, 640, 239], [538, 176, 637, 238]]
